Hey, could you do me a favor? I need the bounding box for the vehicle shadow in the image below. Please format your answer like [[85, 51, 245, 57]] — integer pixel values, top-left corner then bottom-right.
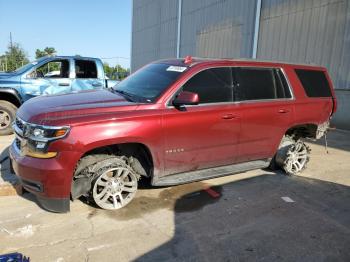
[[135, 173, 350, 262]]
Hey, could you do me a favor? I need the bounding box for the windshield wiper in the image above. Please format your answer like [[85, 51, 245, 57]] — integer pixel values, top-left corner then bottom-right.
[[114, 89, 139, 102]]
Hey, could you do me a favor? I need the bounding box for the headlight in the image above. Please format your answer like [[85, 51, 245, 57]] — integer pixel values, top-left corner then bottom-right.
[[28, 126, 70, 141], [14, 117, 70, 159]]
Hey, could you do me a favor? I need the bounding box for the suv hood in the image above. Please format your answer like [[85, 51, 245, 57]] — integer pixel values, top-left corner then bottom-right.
[[0, 72, 17, 79], [17, 89, 139, 125]]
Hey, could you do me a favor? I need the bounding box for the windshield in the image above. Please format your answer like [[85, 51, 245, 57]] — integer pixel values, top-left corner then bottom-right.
[[11, 57, 47, 74], [114, 63, 187, 102]]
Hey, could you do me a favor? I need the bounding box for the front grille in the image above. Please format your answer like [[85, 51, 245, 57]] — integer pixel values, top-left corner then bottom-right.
[[15, 117, 25, 132], [15, 138, 21, 151]]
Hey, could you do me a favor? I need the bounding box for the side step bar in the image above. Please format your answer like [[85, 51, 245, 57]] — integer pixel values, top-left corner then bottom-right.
[[153, 159, 271, 186]]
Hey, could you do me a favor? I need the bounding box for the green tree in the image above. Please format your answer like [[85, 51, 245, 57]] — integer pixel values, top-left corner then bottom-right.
[[35, 47, 58, 75], [2, 42, 29, 72], [35, 47, 57, 58], [103, 62, 129, 80], [103, 62, 114, 78]]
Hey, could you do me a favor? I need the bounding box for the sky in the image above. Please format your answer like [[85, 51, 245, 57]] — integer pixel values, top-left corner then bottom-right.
[[0, 0, 132, 68]]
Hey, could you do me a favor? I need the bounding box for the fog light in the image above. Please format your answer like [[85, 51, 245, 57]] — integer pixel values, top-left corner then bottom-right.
[[36, 142, 46, 149]]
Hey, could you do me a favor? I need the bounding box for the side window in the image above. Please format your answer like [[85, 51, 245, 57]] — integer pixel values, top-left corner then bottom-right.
[[182, 67, 232, 104], [295, 69, 332, 97], [274, 69, 292, 99], [29, 59, 69, 78], [75, 60, 98, 79], [233, 67, 291, 101]]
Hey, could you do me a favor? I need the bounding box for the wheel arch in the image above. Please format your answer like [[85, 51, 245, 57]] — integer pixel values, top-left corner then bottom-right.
[[0, 88, 22, 107], [285, 123, 318, 139], [75, 141, 155, 178], [70, 141, 155, 200]]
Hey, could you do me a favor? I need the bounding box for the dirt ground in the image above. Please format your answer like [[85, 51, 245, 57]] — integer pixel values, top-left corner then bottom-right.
[[0, 130, 349, 262]]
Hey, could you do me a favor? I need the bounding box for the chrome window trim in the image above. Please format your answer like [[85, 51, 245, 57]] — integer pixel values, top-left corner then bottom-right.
[[166, 65, 295, 109]]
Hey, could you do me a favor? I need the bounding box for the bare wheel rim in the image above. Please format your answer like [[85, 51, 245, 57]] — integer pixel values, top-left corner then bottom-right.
[[284, 141, 309, 174], [0, 110, 11, 129], [93, 167, 138, 210]]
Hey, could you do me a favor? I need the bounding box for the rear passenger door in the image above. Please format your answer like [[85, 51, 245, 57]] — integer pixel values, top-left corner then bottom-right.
[[233, 67, 294, 162], [72, 59, 104, 92], [163, 67, 241, 176]]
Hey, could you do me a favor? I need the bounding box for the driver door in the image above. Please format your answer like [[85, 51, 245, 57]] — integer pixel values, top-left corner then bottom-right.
[[162, 67, 241, 176], [23, 59, 72, 98]]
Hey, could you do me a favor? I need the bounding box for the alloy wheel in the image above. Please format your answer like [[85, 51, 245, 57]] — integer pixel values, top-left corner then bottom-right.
[[92, 167, 138, 210], [283, 141, 310, 175]]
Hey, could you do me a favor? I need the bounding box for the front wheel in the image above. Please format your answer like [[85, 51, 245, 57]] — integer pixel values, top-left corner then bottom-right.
[[91, 157, 138, 210], [0, 100, 17, 136], [274, 136, 311, 175]]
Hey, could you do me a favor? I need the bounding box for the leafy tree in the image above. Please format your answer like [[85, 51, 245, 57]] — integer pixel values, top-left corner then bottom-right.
[[35, 47, 59, 75], [35, 47, 57, 58], [1, 42, 29, 72], [103, 62, 129, 80]]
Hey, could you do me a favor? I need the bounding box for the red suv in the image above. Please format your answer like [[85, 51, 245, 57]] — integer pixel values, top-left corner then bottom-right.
[[10, 57, 337, 212]]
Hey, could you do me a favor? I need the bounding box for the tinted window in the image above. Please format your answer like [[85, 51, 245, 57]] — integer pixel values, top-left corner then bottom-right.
[[233, 68, 291, 101], [116, 63, 187, 102], [295, 69, 332, 97], [275, 69, 292, 99], [182, 68, 232, 104], [75, 60, 98, 78]]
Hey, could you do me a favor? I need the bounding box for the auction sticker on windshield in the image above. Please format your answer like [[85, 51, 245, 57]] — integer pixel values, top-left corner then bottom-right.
[[166, 66, 187, 72]]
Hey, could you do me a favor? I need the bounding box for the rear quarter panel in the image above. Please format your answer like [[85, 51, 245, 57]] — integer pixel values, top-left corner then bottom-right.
[[285, 65, 333, 126]]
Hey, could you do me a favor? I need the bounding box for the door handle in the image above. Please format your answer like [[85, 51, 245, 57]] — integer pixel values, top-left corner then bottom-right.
[[92, 82, 102, 87], [58, 83, 70, 86], [222, 114, 238, 120], [278, 109, 290, 114]]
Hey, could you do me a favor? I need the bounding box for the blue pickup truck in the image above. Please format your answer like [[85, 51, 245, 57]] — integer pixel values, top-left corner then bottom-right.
[[0, 55, 118, 135]]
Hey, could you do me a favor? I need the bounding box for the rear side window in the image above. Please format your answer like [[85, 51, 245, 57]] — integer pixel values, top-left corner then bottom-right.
[[233, 68, 291, 101], [75, 60, 98, 78], [182, 67, 232, 104], [295, 69, 332, 97]]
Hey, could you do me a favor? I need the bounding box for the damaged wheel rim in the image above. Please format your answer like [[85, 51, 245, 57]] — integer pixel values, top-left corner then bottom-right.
[[0, 110, 11, 129], [284, 142, 309, 174], [93, 167, 137, 210]]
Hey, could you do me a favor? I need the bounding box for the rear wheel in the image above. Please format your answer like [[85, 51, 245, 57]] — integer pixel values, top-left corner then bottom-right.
[[274, 136, 311, 175], [0, 100, 17, 136]]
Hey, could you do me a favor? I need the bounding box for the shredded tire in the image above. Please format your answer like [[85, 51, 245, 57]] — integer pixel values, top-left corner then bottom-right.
[[72, 154, 143, 209], [273, 135, 311, 175]]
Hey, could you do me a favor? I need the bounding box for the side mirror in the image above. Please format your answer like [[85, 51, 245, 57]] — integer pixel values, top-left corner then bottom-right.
[[173, 91, 199, 106]]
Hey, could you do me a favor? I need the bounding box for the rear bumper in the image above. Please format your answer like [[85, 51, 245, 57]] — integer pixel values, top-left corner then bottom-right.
[[9, 142, 81, 213]]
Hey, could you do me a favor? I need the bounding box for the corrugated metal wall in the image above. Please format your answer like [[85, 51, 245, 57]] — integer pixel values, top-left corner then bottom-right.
[[132, 0, 179, 70], [131, 0, 257, 71], [179, 0, 256, 58], [257, 0, 350, 90], [132, 0, 349, 90]]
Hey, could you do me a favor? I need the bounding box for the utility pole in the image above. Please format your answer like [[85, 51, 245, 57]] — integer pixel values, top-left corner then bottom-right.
[[10, 32, 13, 49]]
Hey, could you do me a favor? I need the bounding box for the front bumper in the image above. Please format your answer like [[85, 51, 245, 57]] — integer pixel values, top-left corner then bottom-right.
[[9, 141, 80, 213]]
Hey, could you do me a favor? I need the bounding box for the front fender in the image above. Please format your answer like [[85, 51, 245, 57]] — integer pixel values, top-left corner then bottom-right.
[[49, 119, 164, 178]]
